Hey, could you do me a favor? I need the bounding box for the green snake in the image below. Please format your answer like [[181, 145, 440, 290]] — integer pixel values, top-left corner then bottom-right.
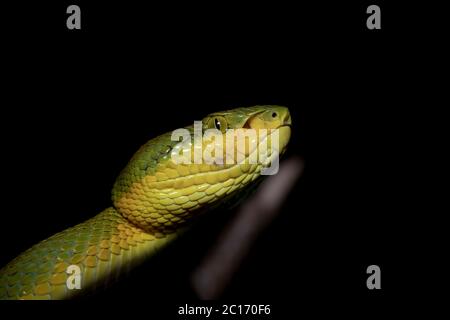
[[0, 105, 292, 300]]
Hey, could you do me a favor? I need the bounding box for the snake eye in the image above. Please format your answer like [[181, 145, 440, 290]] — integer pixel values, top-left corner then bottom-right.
[[214, 118, 221, 131], [208, 116, 227, 133], [272, 112, 278, 118]]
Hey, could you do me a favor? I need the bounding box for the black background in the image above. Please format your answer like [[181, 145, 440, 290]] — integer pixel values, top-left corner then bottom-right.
[[1, 0, 441, 317]]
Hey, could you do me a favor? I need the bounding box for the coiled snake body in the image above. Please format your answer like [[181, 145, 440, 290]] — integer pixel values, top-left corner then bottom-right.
[[0, 106, 291, 299]]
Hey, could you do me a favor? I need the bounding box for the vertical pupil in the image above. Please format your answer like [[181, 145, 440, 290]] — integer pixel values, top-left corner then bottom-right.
[[215, 119, 221, 129]]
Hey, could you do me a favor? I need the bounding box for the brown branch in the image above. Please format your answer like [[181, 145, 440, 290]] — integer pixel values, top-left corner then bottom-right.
[[191, 156, 304, 299]]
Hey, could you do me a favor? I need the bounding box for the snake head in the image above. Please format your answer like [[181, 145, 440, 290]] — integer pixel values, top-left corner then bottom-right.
[[201, 105, 292, 161], [112, 106, 292, 234]]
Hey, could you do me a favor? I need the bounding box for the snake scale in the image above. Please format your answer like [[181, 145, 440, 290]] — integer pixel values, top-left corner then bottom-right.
[[0, 105, 292, 300]]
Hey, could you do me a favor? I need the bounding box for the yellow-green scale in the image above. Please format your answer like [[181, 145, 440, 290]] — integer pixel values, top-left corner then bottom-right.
[[0, 208, 175, 300]]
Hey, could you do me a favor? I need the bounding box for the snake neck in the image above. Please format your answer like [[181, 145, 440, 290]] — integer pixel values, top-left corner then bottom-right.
[[111, 124, 291, 235]]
